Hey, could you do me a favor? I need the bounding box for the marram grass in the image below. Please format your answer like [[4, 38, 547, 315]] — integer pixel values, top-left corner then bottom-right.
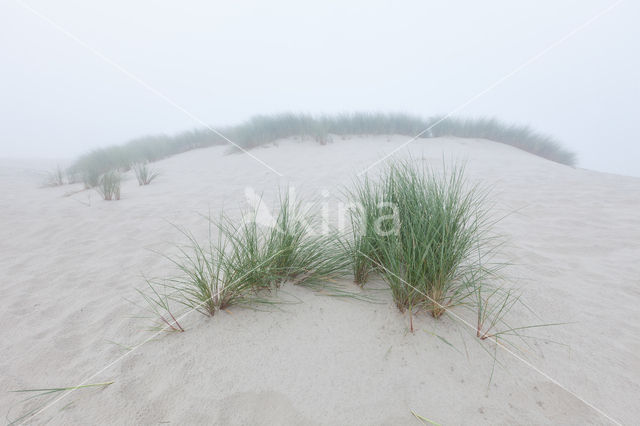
[[139, 188, 350, 328], [347, 159, 501, 326], [96, 170, 121, 201], [132, 162, 159, 185], [131, 159, 556, 364], [69, 113, 576, 187], [42, 165, 65, 187]]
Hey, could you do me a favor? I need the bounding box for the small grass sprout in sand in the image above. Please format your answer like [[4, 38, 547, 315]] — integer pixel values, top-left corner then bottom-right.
[[8, 382, 113, 425], [136, 280, 184, 332], [249, 190, 348, 288], [43, 165, 65, 187], [411, 410, 442, 425], [472, 281, 566, 348], [349, 160, 497, 319], [132, 162, 159, 185], [96, 170, 121, 200]]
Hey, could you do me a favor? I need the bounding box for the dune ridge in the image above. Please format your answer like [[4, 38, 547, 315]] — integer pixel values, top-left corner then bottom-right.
[[1, 136, 638, 425]]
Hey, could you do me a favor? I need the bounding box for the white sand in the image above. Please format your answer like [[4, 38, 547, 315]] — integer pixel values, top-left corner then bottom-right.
[[1, 137, 639, 425]]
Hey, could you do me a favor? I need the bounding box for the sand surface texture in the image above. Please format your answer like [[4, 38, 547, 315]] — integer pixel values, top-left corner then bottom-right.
[[1, 137, 639, 425]]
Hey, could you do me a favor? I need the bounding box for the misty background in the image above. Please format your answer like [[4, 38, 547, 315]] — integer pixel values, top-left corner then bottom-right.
[[1, 0, 638, 177]]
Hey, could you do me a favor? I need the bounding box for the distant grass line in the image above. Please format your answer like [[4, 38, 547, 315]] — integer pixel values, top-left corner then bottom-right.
[[69, 113, 576, 185]]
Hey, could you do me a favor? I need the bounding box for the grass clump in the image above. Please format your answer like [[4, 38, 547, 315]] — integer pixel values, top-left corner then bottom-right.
[[343, 177, 387, 285], [165, 224, 260, 316], [212, 190, 348, 292], [348, 159, 499, 327], [43, 165, 65, 187], [238, 191, 347, 288], [140, 189, 348, 328], [96, 170, 121, 200], [132, 162, 159, 185]]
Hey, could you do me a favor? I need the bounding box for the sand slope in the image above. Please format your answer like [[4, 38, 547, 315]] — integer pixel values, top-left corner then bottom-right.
[[1, 137, 639, 425]]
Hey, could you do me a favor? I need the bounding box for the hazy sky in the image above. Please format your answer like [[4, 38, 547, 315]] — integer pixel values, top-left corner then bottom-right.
[[1, 0, 638, 176]]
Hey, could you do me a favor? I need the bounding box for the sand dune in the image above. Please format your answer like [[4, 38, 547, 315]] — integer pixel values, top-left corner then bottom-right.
[[1, 136, 639, 425]]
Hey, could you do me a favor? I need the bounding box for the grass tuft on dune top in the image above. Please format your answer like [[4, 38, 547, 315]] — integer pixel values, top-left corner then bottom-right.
[[347, 159, 503, 329], [137, 159, 548, 341], [428, 116, 576, 166], [68, 113, 576, 187], [140, 188, 349, 327], [132, 158, 557, 383]]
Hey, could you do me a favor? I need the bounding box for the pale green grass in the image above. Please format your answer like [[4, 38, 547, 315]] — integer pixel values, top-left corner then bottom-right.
[[43, 165, 65, 187], [346, 158, 563, 356], [95, 170, 121, 200], [8, 382, 113, 425], [139, 189, 350, 328], [69, 113, 576, 185], [348, 160, 499, 324], [164, 223, 261, 316], [132, 162, 159, 185]]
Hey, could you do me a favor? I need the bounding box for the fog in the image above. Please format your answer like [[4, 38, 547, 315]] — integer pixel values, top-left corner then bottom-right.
[[1, 0, 638, 176]]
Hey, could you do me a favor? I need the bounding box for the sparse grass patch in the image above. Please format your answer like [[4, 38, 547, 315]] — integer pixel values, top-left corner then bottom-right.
[[139, 189, 349, 328], [347, 159, 501, 328], [82, 168, 101, 188], [65, 170, 82, 185], [205, 189, 348, 295], [474, 284, 521, 340], [136, 280, 184, 331], [164, 224, 260, 316], [43, 165, 65, 187], [8, 382, 113, 425], [471, 281, 564, 348], [260, 191, 349, 287], [132, 162, 159, 185], [428, 116, 576, 165], [96, 170, 121, 200]]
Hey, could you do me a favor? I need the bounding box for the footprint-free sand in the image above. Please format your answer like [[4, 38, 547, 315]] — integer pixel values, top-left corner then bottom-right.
[[2, 136, 639, 425]]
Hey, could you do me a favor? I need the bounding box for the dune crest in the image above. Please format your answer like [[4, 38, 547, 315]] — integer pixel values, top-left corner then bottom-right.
[[1, 137, 638, 425]]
